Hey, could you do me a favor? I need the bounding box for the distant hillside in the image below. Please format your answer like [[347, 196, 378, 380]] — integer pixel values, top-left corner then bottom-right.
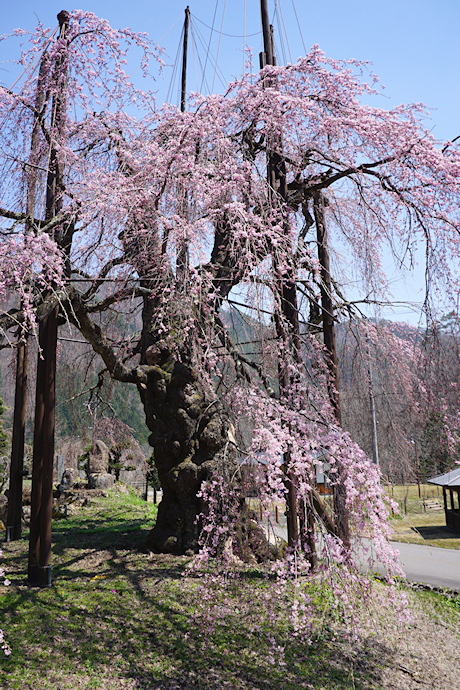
[[1, 307, 458, 482]]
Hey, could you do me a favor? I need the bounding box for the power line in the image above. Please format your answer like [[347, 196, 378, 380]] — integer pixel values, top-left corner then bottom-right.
[[200, 0, 219, 93], [291, 0, 307, 55], [191, 12, 260, 38], [212, 0, 227, 93]]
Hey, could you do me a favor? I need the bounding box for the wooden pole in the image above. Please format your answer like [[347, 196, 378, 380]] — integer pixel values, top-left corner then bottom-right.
[[414, 438, 421, 499], [259, 1, 317, 566], [177, 7, 191, 278], [259, 0, 274, 67], [28, 310, 58, 586], [367, 339, 380, 467], [28, 10, 69, 587], [6, 43, 50, 542], [313, 192, 350, 547], [180, 7, 190, 113], [6, 340, 28, 541]]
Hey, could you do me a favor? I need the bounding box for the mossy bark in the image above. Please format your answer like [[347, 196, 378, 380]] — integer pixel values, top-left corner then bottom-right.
[[138, 351, 237, 554]]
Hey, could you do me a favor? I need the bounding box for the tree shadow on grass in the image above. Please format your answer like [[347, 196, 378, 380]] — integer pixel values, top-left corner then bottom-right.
[[0, 569, 394, 689], [0, 507, 397, 690]]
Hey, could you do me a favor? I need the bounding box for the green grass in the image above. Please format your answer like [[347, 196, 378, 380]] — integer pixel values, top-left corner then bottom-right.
[[386, 482, 443, 512], [385, 483, 460, 549], [0, 488, 458, 689]]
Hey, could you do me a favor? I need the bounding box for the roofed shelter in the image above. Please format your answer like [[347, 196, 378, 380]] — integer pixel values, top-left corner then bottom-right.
[[428, 468, 460, 533]]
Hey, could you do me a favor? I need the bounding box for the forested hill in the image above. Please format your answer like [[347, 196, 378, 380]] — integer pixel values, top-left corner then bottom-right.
[[1, 309, 458, 482]]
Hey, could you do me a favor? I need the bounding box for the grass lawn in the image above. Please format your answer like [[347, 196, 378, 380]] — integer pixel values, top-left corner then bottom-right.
[[0, 488, 459, 689]]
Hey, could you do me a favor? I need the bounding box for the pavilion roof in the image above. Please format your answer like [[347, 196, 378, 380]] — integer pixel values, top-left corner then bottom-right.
[[428, 467, 460, 488]]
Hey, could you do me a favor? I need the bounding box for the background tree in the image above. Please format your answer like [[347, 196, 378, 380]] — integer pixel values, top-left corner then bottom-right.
[[338, 319, 423, 483], [418, 314, 460, 478]]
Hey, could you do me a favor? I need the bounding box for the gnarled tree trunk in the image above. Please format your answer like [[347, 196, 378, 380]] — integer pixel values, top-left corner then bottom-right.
[[138, 344, 237, 554]]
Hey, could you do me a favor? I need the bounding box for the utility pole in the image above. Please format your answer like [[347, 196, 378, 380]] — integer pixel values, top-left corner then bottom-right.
[[28, 10, 69, 587], [367, 336, 380, 467]]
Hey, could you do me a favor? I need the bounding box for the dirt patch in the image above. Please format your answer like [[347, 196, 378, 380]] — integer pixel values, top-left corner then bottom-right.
[[363, 589, 460, 689]]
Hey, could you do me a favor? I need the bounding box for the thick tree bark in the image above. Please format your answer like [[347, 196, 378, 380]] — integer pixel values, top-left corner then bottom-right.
[[138, 352, 238, 554], [67, 282, 240, 556]]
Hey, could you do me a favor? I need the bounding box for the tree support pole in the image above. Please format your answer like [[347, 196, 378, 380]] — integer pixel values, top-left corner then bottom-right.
[[180, 7, 190, 113], [177, 6, 190, 277], [6, 339, 28, 541], [6, 25, 50, 542], [27, 10, 69, 587], [313, 192, 350, 547], [27, 308, 58, 586], [260, 0, 316, 566], [367, 335, 380, 467]]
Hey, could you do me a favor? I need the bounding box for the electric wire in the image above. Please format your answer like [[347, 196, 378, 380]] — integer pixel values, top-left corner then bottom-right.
[[190, 21, 205, 96], [200, 0, 219, 93], [0, 30, 58, 225], [190, 18, 227, 94], [212, 0, 227, 93], [156, 13, 183, 46], [274, 1, 286, 66], [243, 0, 246, 77], [165, 24, 184, 107], [291, 0, 307, 54], [0, 27, 56, 136], [191, 12, 260, 38], [276, 0, 293, 65]]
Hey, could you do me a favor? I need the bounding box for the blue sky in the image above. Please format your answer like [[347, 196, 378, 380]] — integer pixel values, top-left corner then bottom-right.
[[1, 1, 459, 323], [2, 0, 459, 143]]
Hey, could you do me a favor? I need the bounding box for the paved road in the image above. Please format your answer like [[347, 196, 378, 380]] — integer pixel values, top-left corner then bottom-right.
[[375, 540, 460, 590], [263, 520, 460, 590]]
